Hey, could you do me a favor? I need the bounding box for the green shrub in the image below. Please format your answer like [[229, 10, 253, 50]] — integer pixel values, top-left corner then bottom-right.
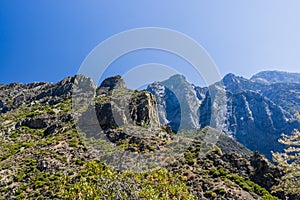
[[227, 174, 278, 199], [214, 188, 226, 195], [69, 138, 78, 147], [184, 151, 195, 165], [148, 145, 155, 151]]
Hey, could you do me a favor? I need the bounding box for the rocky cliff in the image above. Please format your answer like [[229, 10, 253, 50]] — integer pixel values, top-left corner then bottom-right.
[[147, 75, 201, 132], [86, 76, 161, 130], [148, 72, 300, 159]]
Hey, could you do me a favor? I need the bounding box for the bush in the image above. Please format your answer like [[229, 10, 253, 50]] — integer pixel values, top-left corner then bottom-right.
[[184, 151, 195, 165], [214, 188, 226, 195], [227, 174, 278, 199]]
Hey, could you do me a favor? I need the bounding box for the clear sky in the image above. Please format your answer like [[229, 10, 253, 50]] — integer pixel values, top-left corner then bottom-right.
[[1, 1, 300, 86]]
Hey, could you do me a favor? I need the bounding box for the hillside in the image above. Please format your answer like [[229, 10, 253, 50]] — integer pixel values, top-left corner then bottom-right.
[[0, 75, 289, 199]]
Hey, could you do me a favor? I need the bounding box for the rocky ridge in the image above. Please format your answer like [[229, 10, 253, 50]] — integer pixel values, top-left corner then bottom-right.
[[251, 70, 300, 84], [148, 72, 300, 159]]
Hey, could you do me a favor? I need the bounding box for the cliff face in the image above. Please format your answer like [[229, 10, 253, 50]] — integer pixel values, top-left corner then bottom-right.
[[148, 72, 300, 159], [93, 76, 160, 130], [147, 75, 203, 131], [222, 74, 300, 158], [224, 91, 291, 158]]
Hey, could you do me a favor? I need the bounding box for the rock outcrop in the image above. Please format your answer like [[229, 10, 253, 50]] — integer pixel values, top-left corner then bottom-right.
[[80, 76, 161, 131], [147, 75, 202, 131], [96, 75, 125, 95], [0, 74, 95, 114]]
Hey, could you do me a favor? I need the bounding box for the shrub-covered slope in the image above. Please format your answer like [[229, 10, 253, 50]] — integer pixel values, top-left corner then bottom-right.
[[0, 75, 286, 199]]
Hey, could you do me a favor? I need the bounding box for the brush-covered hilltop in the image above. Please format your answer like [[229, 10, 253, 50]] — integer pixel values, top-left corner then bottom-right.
[[0, 71, 299, 199]]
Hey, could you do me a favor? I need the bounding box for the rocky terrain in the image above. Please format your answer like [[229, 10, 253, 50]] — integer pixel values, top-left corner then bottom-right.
[[0, 72, 298, 199], [148, 72, 300, 159]]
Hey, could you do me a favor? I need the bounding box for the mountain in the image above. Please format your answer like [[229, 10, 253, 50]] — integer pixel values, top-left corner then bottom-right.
[[251, 71, 300, 84], [0, 75, 286, 199], [224, 73, 300, 115], [148, 72, 300, 159], [147, 75, 203, 132]]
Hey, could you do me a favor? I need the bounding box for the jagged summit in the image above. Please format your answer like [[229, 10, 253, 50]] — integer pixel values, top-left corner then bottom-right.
[[221, 73, 261, 92], [148, 74, 202, 131], [222, 73, 245, 83], [160, 74, 191, 90], [148, 72, 300, 159], [165, 74, 186, 82], [96, 75, 125, 95]]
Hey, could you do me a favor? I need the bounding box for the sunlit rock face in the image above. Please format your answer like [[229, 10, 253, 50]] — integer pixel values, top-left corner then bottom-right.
[[94, 76, 160, 130], [148, 72, 300, 159]]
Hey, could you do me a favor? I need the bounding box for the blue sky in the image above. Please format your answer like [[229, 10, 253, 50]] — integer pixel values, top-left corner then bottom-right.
[[1, 1, 300, 86]]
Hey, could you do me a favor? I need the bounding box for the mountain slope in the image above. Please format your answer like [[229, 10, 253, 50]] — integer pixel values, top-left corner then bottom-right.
[[0, 75, 283, 199], [148, 72, 300, 159]]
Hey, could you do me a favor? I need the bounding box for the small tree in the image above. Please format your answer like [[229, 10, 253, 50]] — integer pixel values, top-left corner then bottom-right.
[[272, 129, 300, 194]]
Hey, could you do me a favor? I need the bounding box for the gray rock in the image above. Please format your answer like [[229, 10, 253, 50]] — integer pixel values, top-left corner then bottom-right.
[[148, 73, 300, 159], [19, 118, 48, 129], [96, 75, 125, 95], [147, 75, 204, 131]]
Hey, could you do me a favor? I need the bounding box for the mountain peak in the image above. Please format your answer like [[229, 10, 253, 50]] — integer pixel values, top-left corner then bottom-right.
[[161, 74, 191, 88], [97, 75, 125, 95], [170, 74, 185, 79], [251, 70, 300, 84], [222, 73, 245, 87], [223, 73, 236, 81], [222, 73, 246, 82], [167, 74, 187, 82]]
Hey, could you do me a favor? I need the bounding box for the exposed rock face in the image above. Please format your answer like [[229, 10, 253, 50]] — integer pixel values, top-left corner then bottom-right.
[[19, 118, 48, 129], [0, 74, 162, 142], [0, 74, 95, 114], [147, 82, 181, 131], [96, 75, 125, 95], [147, 75, 203, 131], [92, 76, 160, 130], [224, 91, 295, 158], [223, 73, 300, 115], [148, 72, 300, 159], [222, 74, 300, 158], [260, 83, 300, 115], [129, 91, 160, 126]]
